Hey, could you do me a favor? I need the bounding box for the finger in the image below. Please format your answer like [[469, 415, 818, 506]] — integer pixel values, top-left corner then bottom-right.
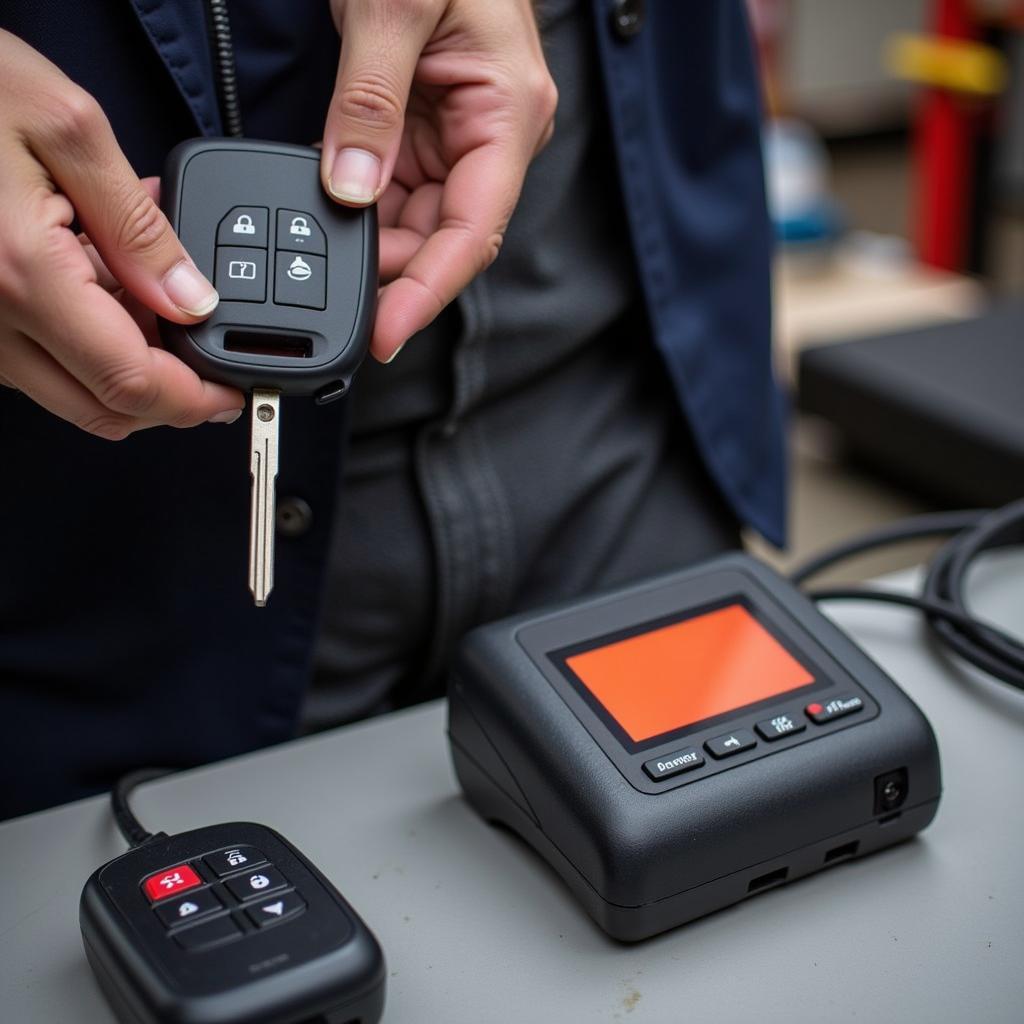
[[13, 228, 243, 425], [76, 235, 160, 345], [36, 283, 242, 424], [378, 181, 442, 280], [379, 227, 425, 282], [79, 236, 120, 292], [321, 0, 440, 206], [29, 88, 219, 323], [2, 146, 242, 426], [0, 328, 141, 440], [371, 141, 525, 360]]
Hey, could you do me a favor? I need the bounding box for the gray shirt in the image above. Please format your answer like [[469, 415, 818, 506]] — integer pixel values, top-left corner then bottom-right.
[[305, 0, 737, 729]]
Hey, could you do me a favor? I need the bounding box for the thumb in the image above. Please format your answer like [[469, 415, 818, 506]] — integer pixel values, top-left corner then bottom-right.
[[33, 91, 218, 324], [321, 2, 439, 206]]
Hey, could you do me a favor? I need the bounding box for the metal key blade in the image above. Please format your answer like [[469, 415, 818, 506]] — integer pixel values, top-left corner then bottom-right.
[[248, 389, 280, 607]]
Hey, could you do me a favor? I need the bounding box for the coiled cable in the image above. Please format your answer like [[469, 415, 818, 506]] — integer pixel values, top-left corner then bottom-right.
[[791, 498, 1024, 692]]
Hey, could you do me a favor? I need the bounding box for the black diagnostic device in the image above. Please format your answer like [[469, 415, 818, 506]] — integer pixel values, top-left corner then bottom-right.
[[157, 138, 377, 402], [80, 822, 385, 1024], [448, 553, 942, 941]]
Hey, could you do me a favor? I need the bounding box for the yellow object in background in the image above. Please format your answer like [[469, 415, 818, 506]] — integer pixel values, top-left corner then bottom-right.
[[886, 33, 1008, 96]]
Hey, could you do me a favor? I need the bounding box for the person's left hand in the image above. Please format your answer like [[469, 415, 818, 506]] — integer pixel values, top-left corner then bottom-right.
[[322, 0, 557, 363]]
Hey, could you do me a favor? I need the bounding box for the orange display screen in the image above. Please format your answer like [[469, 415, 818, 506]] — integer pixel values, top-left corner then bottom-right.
[[563, 603, 814, 743]]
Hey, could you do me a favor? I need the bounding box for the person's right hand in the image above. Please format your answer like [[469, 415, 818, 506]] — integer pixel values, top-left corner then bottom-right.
[[0, 30, 244, 440]]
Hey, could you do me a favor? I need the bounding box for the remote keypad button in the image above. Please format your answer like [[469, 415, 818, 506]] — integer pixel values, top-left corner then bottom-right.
[[143, 864, 202, 903], [273, 251, 326, 310], [203, 846, 267, 878], [806, 694, 864, 724], [217, 206, 269, 248], [276, 209, 326, 256], [226, 867, 288, 902], [246, 891, 307, 929], [754, 712, 806, 742], [215, 247, 267, 302], [154, 888, 223, 928], [173, 914, 243, 952], [643, 747, 705, 781], [704, 729, 757, 760]]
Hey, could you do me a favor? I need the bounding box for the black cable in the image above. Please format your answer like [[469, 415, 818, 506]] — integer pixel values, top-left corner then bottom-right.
[[111, 768, 172, 848], [792, 498, 1024, 692], [205, 0, 244, 137], [789, 509, 988, 586]]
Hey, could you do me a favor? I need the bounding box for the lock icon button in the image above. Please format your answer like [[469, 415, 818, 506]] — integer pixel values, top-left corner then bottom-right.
[[217, 207, 268, 248], [289, 216, 311, 237]]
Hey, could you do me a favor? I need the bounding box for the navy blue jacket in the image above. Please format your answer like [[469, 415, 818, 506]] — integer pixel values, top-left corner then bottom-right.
[[0, 1, 784, 817]]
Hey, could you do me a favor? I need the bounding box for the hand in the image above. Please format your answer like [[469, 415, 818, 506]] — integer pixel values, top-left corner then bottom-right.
[[0, 30, 244, 440], [322, 0, 557, 362]]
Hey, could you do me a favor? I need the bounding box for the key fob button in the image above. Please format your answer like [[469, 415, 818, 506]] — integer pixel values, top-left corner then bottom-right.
[[215, 247, 268, 302], [203, 845, 267, 878], [154, 888, 223, 928], [173, 914, 243, 952], [247, 891, 307, 928], [276, 209, 326, 256], [142, 864, 202, 903], [274, 251, 326, 310], [217, 206, 269, 248], [226, 866, 289, 901]]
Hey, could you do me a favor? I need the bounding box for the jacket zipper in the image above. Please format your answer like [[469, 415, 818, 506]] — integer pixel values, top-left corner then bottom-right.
[[204, 0, 243, 136]]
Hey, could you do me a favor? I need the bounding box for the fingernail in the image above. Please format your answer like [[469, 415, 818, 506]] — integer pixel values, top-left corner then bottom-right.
[[164, 260, 219, 316], [208, 409, 243, 424], [384, 341, 406, 364], [329, 148, 381, 204]]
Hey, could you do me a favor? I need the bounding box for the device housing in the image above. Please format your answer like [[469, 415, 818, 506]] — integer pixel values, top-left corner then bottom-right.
[[448, 553, 942, 941]]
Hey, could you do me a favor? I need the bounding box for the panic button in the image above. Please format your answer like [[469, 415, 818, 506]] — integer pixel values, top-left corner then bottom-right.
[[806, 694, 864, 724], [143, 865, 202, 903]]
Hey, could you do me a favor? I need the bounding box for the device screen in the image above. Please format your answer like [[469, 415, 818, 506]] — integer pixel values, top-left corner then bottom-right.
[[561, 602, 815, 744]]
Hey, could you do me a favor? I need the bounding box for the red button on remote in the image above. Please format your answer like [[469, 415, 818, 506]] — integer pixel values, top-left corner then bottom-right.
[[142, 865, 202, 902]]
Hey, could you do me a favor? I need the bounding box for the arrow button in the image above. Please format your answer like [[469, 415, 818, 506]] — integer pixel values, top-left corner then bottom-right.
[[246, 890, 306, 929]]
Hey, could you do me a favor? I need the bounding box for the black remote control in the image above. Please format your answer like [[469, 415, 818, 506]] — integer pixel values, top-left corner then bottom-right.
[[80, 821, 385, 1024], [158, 138, 377, 403]]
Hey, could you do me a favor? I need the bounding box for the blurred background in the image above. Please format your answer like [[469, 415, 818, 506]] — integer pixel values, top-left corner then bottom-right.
[[742, 0, 1024, 580]]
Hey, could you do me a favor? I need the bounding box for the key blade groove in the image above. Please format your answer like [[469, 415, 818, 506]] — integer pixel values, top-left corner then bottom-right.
[[248, 390, 280, 606]]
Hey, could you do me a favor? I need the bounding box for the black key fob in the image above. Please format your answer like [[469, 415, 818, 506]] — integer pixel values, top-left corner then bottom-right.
[[158, 139, 377, 403], [80, 822, 385, 1024]]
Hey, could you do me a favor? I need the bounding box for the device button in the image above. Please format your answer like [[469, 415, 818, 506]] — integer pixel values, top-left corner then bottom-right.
[[203, 846, 268, 878], [217, 206, 269, 248], [642, 747, 705, 781], [704, 729, 757, 759], [215, 246, 267, 302], [246, 891, 307, 929], [225, 867, 289, 902], [142, 865, 203, 903], [173, 914, 243, 952], [806, 694, 865, 724], [754, 712, 807, 742], [154, 887, 223, 928], [273, 251, 327, 310], [276, 209, 326, 256]]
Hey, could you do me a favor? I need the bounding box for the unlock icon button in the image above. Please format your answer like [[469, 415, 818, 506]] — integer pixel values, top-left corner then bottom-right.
[[216, 206, 268, 248], [276, 209, 326, 256]]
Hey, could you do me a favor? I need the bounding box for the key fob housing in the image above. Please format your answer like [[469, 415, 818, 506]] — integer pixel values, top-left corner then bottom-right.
[[158, 139, 377, 402], [80, 821, 385, 1024]]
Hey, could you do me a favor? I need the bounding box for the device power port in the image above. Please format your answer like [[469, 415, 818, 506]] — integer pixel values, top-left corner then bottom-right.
[[874, 768, 909, 815]]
